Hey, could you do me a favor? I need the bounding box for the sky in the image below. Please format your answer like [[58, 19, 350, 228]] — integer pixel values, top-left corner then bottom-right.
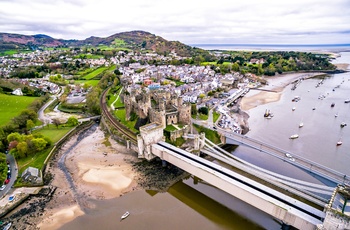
[[0, 0, 349, 45]]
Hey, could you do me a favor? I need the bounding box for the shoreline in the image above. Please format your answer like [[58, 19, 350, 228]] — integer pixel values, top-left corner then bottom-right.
[[37, 126, 140, 229], [1, 125, 186, 230], [240, 72, 325, 111]]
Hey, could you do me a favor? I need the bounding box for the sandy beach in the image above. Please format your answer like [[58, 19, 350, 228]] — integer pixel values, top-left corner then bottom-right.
[[36, 126, 140, 230], [240, 72, 325, 111]]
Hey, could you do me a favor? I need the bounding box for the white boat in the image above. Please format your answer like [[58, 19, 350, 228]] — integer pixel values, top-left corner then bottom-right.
[[121, 211, 130, 220], [2, 223, 11, 230], [285, 153, 292, 158], [337, 140, 343, 146], [344, 99, 350, 103], [290, 134, 299, 139], [299, 122, 303, 128], [292, 107, 296, 111], [335, 113, 338, 117]]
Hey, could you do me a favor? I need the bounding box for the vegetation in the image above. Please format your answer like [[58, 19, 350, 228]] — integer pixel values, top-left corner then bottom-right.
[[0, 153, 7, 183], [14, 125, 73, 176], [7, 132, 52, 160], [113, 108, 138, 133], [32, 126, 72, 143], [0, 94, 38, 126], [193, 124, 221, 144], [164, 125, 177, 132], [213, 111, 220, 123], [166, 136, 186, 147], [204, 50, 336, 75], [82, 66, 109, 80]]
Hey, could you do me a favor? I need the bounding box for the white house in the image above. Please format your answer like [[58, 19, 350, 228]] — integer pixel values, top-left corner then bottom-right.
[[12, 88, 23, 96]]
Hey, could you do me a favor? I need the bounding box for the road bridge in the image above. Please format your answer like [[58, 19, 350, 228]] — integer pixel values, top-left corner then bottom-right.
[[221, 129, 350, 186], [152, 141, 326, 230]]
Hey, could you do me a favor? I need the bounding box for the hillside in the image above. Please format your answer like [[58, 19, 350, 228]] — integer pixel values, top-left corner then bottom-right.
[[0, 31, 208, 57]]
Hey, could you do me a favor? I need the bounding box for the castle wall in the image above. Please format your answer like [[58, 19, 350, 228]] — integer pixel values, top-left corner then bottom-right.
[[166, 113, 178, 125]]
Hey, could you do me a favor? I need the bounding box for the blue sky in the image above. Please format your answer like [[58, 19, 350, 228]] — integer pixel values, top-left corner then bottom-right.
[[0, 0, 349, 45]]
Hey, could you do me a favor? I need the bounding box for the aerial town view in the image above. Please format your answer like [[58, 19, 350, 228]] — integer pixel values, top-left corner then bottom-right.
[[0, 0, 349, 230]]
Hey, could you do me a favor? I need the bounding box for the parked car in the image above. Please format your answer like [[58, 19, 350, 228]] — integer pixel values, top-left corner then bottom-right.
[[7, 174, 11, 179], [0, 185, 6, 191], [4, 179, 10, 184]]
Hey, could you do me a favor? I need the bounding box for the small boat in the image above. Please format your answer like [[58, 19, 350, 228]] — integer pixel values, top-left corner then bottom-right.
[[340, 122, 347, 128], [331, 103, 335, 107], [290, 134, 299, 139], [335, 113, 338, 117], [121, 211, 130, 220], [292, 107, 296, 111], [2, 222, 11, 230], [285, 153, 292, 158], [337, 139, 343, 146], [299, 122, 304, 128], [345, 99, 350, 103], [312, 107, 316, 110]]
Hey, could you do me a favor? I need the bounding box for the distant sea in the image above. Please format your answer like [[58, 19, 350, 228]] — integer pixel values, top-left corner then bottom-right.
[[191, 44, 350, 52]]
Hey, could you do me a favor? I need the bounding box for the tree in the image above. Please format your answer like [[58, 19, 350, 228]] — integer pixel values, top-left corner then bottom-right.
[[16, 141, 28, 158], [198, 107, 209, 115], [66, 116, 79, 127], [191, 104, 197, 116], [52, 118, 61, 129], [199, 93, 205, 99], [7, 132, 22, 142], [32, 138, 47, 152], [26, 120, 35, 131]]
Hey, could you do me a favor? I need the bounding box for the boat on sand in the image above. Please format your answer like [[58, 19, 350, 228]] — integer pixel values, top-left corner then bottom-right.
[[121, 211, 130, 220]]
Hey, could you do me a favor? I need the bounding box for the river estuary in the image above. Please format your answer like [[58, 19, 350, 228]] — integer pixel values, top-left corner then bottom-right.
[[59, 52, 350, 230]]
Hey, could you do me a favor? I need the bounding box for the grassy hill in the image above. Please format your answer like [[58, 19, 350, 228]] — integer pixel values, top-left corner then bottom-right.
[[0, 31, 209, 57]]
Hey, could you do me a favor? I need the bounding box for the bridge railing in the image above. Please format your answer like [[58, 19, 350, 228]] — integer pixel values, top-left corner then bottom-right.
[[223, 131, 350, 185]]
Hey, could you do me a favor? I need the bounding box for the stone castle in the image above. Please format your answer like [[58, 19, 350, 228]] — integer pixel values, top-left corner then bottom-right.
[[122, 88, 191, 128]]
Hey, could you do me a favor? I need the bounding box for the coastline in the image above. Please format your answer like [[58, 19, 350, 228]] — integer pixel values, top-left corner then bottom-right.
[[240, 72, 325, 111]]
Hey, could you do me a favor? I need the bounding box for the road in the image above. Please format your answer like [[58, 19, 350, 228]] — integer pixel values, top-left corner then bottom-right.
[[0, 154, 18, 198], [37, 86, 63, 126]]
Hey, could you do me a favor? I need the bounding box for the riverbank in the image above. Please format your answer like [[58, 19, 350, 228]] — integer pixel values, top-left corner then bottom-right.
[[0, 124, 186, 230], [37, 127, 139, 229], [240, 72, 325, 111]]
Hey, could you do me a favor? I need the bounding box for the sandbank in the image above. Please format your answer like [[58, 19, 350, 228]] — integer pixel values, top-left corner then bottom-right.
[[240, 72, 324, 111]]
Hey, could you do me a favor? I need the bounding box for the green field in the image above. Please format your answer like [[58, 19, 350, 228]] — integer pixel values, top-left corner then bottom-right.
[[33, 126, 72, 143], [75, 80, 100, 86], [0, 94, 38, 126], [74, 54, 104, 59], [82, 66, 108, 80]]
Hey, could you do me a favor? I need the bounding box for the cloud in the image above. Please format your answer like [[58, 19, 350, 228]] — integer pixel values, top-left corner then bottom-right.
[[0, 0, 349, 44]]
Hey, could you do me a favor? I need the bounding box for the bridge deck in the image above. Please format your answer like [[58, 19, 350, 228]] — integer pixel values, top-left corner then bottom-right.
[[224, 131, 349, 185], [153, 141, 325, 230]]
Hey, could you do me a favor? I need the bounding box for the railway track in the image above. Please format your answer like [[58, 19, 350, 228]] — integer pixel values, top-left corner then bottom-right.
[[100, 88, 137, 144]]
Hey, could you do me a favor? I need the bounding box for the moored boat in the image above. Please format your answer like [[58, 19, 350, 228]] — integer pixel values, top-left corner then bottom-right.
[[337, 140, 343, 146], [121, 211, 130, 220], [340, 122, 347, 128], [345, 99, 350, 103], [299, 122, 303, 128], [290, 134, 299, 139], [331, 103, 335, 107]]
